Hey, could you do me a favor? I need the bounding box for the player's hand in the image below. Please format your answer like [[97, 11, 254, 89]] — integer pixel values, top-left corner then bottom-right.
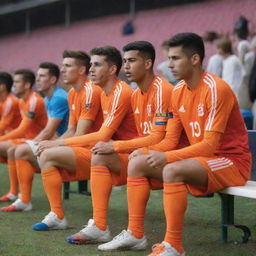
[[146, 150, 167, 168], [91, 141, 114, 154], [35, 140, 63, 156], [128, 149, 143, 160]]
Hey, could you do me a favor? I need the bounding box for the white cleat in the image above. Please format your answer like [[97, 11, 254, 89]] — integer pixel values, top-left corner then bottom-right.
[[66, 219, 112, 244], [98, 229, 147, 251], [32, 211, 68, 231], [148, 241, 186, 256], [1, 198, 32, 212]]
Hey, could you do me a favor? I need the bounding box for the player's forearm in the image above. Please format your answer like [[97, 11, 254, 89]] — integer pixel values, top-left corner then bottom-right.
[[114, 131, 165, 153], [34, 128, 56, 142]]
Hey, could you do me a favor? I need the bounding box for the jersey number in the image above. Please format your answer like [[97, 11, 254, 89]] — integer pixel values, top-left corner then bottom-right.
[[141, 121, 152, 135], [189, 121, 201, 137]]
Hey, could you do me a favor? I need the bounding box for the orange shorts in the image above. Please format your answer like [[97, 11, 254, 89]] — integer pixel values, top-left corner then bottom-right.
[[111, 153, 129, 186], [60, 146, 91, 182], [187, 156, 247, 195], [146, 156, 247, 194]]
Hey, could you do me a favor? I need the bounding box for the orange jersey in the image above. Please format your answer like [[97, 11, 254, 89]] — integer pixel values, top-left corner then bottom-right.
[[114, 76, 173, 153], [68, 80, 102, 132], [64, 80, 138, 147], [0, 91, 47, 141], [151, 72, 251, 179], [0, 93, 21, 135]]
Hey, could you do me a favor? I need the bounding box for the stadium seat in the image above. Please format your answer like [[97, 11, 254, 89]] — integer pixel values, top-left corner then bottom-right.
[[63, 180, 91, 199]]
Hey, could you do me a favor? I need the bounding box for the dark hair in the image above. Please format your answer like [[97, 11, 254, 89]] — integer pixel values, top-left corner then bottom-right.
[[216, 37, 233, 54], [62, 50, 90, 75], [90, 46, 122, 75], [39, 62, 60, 81], [168, 33, 205, 63], [123, 41, 155, 66], [234, 16, 249, 40], [14, 69, 35, 88], [0, 72, 13, 93]]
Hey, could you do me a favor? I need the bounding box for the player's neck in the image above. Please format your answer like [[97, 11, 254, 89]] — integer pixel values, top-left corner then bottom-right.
[[44, 85, 55, 98], [137, 73, 155, 93], [185, 69, 204, 89], [0, 91, 9, 102], [102, 76, 118, 94], [21, 89, 31, 101], [72, 76, 87, 92]]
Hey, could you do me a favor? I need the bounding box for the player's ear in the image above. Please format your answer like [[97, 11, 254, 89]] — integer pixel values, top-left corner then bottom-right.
[[79, 65, 86, 76], [191, 53, 201, 66], [109, 65, 117, 75], [50, 76, 57, 85], [145, 59, 153, 70]]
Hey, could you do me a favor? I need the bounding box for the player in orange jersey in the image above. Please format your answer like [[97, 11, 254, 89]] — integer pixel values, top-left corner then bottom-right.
[[0, 69, 48, 202], [0, 51, 102, 213], [32, 46, 137, 231], [0, 72, 21, 136], [1, 62, 69, 212], [98, 33, 251, 255], [66, 41, 173, 246]]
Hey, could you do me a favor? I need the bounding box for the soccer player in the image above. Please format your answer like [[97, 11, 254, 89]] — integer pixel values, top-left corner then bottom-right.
[[32, 46, 137, 231], [98, 33, 251, 256], [66, 41, 173, 246], [1, 62, 70, 212], [0, 72, 21, 136], [0, 69, 47, 202]]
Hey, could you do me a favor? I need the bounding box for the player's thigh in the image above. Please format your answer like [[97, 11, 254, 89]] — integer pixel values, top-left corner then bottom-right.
[[128, 154, 164, 180], [91, 152, 122, 174], [15, 144, 38, 167], [163, 158, 208, 187], [40, 146, 76, 171]]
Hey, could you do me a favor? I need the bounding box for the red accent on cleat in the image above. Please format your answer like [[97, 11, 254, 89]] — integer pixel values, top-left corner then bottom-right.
[[1, 205, 16, 212]]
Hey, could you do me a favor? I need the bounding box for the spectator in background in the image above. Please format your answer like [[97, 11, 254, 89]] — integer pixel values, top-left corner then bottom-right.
[[204, 31, 223, 77], [157, 40, 178, 85], [216, 36, 243, 98]]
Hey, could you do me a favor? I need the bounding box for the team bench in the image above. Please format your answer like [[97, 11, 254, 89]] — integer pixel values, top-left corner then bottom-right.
[[219, 130, 256, 243]]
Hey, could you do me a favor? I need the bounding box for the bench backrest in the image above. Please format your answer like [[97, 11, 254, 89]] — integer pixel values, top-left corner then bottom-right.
[[248, 130, 256, 181]]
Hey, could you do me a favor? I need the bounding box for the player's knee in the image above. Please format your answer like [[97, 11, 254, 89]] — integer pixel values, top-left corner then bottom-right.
[[91, 153, 108, 166], [128, 156, 146, 177], [14, 144, 30, 160], [7, 146, 16, 158], [39, 149, 52, 168], [163, 162, 183, 183]]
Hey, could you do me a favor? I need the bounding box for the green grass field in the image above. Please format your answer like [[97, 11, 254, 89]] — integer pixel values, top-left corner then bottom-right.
[[0, 163, 255, 256]]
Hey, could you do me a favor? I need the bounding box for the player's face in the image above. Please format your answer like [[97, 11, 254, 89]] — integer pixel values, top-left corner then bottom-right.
[[61, 58, 81, 85], [123, 50, 148, 83], [36, 68, 53, 92], [13, 74, 26, 97], [168, 46, 193, 81], [89, 55, 113, 87]]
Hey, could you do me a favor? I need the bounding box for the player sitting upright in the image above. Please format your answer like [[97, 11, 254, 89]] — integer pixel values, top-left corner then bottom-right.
[[98, 33, 251, 256]]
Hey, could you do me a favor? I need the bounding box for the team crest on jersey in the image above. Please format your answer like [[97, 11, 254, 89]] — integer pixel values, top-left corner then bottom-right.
[[85, 103, 91, 109], [198, 104, 204, 117], [103, 110, 108, 115], [147, 104, 152, 117]]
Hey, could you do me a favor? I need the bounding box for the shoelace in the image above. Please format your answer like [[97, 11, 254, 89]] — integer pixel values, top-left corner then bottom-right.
[[43, 212, 55, 222], [113, 230, 127, 241], [149, 243, 165, 255]]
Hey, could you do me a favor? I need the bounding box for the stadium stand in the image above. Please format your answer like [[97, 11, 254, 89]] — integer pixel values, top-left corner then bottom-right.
[[0, 0, 255, 72]]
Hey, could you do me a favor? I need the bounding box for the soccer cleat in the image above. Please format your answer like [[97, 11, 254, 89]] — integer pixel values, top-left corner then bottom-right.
[[98, 229, 147, 251], [32, 211, 68, 231], [148, 241, 186, 256], [0, 192, 17, 202], [1, 198, 32, 212], [66, 219, 112, 244]]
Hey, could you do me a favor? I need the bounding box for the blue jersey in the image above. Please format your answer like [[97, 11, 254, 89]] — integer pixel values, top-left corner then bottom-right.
[[44, 87, 69, 136]]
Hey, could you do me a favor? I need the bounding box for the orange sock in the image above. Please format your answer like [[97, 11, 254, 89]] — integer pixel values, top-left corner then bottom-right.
[[8, 160, 18, 195], [16, 160, 39, 203], [127, 176, 150, 239], [41, 168, 64, 219], [163, 182, 187, 254], [91, 165, 113, 231]]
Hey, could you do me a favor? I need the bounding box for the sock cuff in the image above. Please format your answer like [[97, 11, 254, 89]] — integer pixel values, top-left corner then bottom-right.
[[41, 167, 58, 177], [7, 159, 15, 166], [127, 176, 149, 186], [91, 165, 110, 175], [164, 182, 187, 194]]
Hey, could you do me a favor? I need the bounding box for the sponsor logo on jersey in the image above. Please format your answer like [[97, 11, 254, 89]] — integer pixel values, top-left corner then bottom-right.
[[179, 105, 185, 112], [103, 110, 108, 115], [198, 104, 204, 116], [134, 107, 140, 114]]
